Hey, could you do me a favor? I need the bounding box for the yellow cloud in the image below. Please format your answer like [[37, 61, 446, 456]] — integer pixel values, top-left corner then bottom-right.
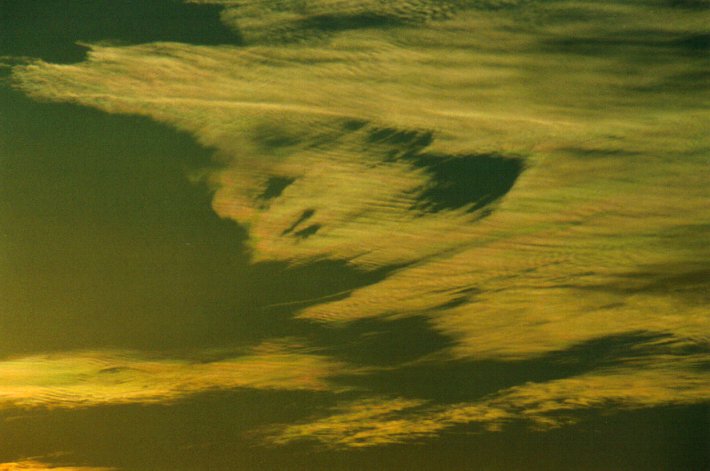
[[270, 397, 438, 448], [11, 2, 707, 273], [0, 342, 345, 410], [8, 0, 709, 445], [270, 354, 710, 447], [0, 461, 113, 471], [481, 355, 710, 424]]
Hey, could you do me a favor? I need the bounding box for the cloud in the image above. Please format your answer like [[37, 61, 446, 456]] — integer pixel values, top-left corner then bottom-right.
[[477, 354, 710, 426], [7, 0, 710, 445], [186, 0, 501, 44], [0, 461, 113, 471], [11, 6, 708, 271], [269, 354, 710, 447], [300, 256, 710, 359], [268, 397, 435, 448], [0, 341, 346, 410]]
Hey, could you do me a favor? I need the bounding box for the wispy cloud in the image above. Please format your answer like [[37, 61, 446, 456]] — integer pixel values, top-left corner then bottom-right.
[[270, 354, 710, 447], [0, 461, 113, 471], [8, 0, 709, 446], [268, 396, 441, 448], [11, 1, 707, 271], [0, 341, 346, 410]]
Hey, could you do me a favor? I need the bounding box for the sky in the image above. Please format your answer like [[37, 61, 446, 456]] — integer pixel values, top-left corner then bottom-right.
[[0, 0, 709, 469]]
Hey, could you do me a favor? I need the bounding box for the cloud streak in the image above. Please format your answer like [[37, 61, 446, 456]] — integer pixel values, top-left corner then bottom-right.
[[0, 461, 113, 471], [0, 341, 345, 410]]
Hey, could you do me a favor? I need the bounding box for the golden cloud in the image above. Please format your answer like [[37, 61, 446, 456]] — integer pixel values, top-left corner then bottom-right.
[[0, 342, 346, 410], [0, 461, 113, 471], [8, 0, 709, 445], [270, 354, 710, 447]]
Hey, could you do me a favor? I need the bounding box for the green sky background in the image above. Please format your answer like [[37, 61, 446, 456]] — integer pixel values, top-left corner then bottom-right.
[[1, 1, 708, 469]]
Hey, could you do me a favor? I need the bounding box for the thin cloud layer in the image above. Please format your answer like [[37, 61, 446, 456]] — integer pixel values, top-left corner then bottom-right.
[[0, 342, 345, 410]]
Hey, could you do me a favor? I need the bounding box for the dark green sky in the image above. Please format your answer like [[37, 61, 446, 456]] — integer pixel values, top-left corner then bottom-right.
[[1, 1, 708, 470]]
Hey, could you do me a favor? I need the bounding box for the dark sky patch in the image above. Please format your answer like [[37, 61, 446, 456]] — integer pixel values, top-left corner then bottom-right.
[[0, 88, 399, 355], [281, 208, 316, 236], [0, 87, 246, 355], [224, 260, 398, 345], [0, 389, 342, 471], [2, 395, 705, 470], [441, 404, 710, 471], [335, 332, 672, 403], [0, 0, 240, 64], [667, 0, 710, 8], [299, 13, 409, 33], [363, 126, 524, 214], [559, 147, 643, 158], [293, 224, 321, 239], [408, 153, 524, 214], [239, 13, 411, 45], [575, 264, 710, 304], [540, 31, 710, 59], [237, 0, 530, 46], [313, 315, 453, 366], [629, 69, 710, 93], [259, 176, 296, 201]]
